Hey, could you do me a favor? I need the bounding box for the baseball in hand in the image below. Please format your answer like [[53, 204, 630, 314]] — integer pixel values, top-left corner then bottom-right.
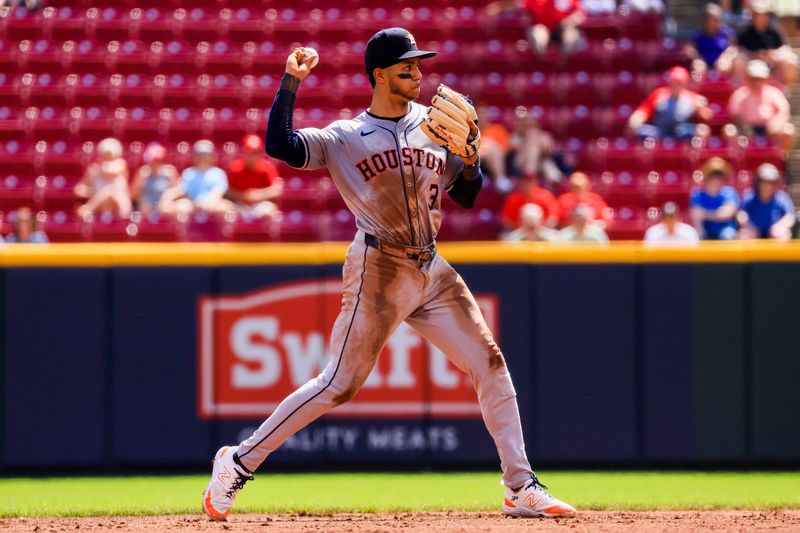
[[301, 47, 319, 69]]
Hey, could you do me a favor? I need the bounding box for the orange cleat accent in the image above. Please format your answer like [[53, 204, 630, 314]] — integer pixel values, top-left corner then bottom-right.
[[203, 489, 229, 520], [504, 498, 516, 508], [542, 505, 577, 517]]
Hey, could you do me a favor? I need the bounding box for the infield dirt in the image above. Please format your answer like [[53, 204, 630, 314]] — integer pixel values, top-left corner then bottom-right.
[[3, 510, 800, 532]]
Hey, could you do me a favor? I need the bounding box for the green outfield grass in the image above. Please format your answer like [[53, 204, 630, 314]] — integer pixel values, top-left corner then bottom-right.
[[0, 471, 798, 517]]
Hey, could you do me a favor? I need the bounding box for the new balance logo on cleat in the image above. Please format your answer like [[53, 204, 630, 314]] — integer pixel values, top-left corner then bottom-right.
[[202, 446, 254, 521]]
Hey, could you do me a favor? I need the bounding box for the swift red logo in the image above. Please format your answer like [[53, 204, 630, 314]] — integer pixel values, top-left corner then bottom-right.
[[198, 279, 499, 419]]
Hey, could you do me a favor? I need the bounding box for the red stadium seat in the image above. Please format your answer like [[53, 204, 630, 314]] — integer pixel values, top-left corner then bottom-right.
[[276, 210, 318, 242], [70, 106, 118, 142], [37, 210, 86, 242], [61, 39, 110, 74], [137, 8, 176, 42], [91, 7, 135, 42], [204, 73, 245, 107], [559, 71, 602, 106], [606, 205, 650, 240], [178, 7, 223, 43], [113, 73, 155, 108], [0, 173, 35, 211], [225, 8, 270, 44], [48, 6, 90, 41], [158, 72, 196, 107], [0, 139, 35, 177], [316, 208, 356, 242], [108, 40, 151, 74], [69, 73, 113, 108], [581, 14, 621, 42], [647, 170, 693, 205], [3, 6, 44, 42], [163, 107, 203, 143], [608, 71, 645, 107], [23, 39, 62, 73], [649, 141, 694, 173], [129, 212, 180, 242], [201, 40, 247, 76], [152, 40, 199, 74], [23, 106, 70, 141], [740, 143, 783, 171]]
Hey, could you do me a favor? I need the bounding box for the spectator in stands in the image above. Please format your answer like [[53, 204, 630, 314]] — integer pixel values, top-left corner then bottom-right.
[[722, 0, 798, 85], [621, 0, 664, 14], [500, 173, 561, 230], [130, 143, 179, 215], [478, 109, 515, 193], [724, 59, 795, 152], [557, 171, 612, 228], [1, 0, 41, 12], [225, 135, 284, 220], [487, 0, 585, 55], [690, 157, 740, 240], [580, 0, 616, 16], [627, 66, 712, 141], [644, 202, 700, 245], [160, 140, 235, 216], [738, 163, 796, 240], [503, 203, 559, 241], [687, 3, 737, 78], [558, 204, 609, 242], [75, 137, 132, 220], [5, 207, 48, 243], [510, 107, 563, 186]]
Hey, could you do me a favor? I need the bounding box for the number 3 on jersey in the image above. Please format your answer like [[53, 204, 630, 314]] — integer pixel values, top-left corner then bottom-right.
[[428, 183, 439, 209]]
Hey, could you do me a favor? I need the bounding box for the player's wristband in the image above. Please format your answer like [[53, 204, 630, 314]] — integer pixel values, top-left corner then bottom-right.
[[280, 73, 301, 94], [462, 158, 481, 181]]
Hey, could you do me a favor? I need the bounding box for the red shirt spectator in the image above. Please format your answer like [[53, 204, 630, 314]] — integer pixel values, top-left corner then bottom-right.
[[227, 158, 280, 195], [557, 172, 611, 227], [501, 176, 561, 228], [524, 0, 580, 32]]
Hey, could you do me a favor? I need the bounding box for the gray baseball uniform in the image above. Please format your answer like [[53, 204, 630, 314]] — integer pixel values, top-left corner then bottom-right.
[[235, 92, 534, 488]]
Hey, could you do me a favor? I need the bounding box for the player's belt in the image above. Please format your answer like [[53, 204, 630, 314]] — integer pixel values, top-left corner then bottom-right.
[[364, 233, 436, 263]]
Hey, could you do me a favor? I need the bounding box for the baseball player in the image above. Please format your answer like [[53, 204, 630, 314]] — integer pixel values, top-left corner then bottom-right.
[[202, 27, 576, 520]]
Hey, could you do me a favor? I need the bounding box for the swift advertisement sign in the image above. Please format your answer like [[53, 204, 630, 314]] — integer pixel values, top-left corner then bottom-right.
[[198, 279, 498, 419]]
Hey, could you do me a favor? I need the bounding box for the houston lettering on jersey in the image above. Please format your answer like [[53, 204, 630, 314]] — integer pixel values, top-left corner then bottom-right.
[[355, 148, 445, 182]]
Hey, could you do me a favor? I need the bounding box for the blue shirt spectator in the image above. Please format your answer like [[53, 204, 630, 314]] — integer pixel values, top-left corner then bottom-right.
[[740, 164, 796, 240], [690, 185, 739, 240], [181, 165, 228, 203], [742, 189, 794, 238], [5, 207, 48, 244], [693, 25, 735, 67]]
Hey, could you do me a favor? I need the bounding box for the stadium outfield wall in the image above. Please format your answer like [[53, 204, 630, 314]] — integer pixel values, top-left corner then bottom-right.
[[1, 242, 799, 470]]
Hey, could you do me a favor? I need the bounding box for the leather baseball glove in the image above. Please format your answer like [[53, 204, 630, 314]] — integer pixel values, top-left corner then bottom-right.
[[421, 84, 480, 165]]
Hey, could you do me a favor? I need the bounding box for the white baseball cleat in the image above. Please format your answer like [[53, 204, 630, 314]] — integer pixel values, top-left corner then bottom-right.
[[202, 445, 254, 521], [503, 476, 577, 518]]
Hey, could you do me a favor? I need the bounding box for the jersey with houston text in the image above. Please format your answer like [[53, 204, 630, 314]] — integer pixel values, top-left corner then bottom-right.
[[294, 102, 464, 247]]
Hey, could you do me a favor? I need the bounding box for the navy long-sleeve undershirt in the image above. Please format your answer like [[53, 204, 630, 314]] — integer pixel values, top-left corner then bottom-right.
[[264, 73, 482, 208]]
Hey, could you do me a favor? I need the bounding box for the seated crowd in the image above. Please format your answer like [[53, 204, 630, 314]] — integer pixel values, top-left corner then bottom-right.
[[1, 0, 796, 245]]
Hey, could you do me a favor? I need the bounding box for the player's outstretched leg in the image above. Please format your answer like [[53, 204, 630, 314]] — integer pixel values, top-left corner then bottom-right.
[[407, 257, 575, 518], [202, 446, 253, 521], [201, 238, 419, 519]]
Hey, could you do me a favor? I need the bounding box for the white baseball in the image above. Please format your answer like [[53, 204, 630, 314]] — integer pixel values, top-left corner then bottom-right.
[[302, 47, 319, 69]]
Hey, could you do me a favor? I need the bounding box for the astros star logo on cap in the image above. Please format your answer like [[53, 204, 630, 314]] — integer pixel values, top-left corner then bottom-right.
[[405, 32, 416, 47]]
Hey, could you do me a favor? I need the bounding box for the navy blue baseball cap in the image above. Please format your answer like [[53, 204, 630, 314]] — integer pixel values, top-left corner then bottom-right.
[[364, 27, 436, 76]]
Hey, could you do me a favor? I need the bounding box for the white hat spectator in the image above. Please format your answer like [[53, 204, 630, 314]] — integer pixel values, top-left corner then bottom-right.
[[746, 59, 770, 79], [193, 139, 215, 155], [749, 0, 771, 13], [756, 163, 780, 181], [97, 137, 123, 158]]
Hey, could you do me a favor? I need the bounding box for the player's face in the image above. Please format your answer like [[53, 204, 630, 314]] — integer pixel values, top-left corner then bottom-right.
[[385, 59, 422, 101]]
